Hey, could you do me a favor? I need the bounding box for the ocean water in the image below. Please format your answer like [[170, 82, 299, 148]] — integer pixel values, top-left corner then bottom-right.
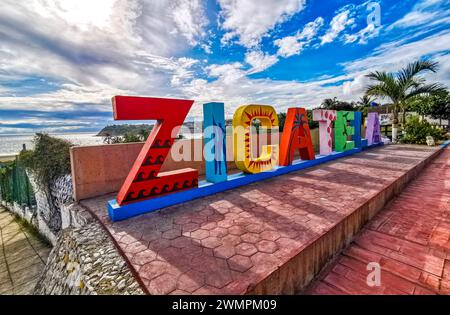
[[0, 133, 104, 156]]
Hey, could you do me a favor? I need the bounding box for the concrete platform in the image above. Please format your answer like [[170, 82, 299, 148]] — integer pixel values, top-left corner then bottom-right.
[[306, 147, 450, 295], [80, 144, 443, 294]]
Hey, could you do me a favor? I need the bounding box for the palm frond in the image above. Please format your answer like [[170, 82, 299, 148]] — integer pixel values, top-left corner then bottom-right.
[[397, 60, 439, 89], [405, 83, 447, 100], [366, 71, 394, 82]]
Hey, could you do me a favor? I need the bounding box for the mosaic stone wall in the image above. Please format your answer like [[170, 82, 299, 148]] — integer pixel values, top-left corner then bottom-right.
[[34, 209, 144, 295], [0, 171, 144, 295]]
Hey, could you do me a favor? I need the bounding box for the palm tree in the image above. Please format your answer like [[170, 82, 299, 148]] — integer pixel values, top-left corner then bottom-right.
[[357, 95, 376, 107], [365, 60, 445, 142]]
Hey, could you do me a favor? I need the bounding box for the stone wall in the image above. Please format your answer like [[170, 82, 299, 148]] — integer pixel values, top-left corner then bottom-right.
[[34, 206, 144, 295], [1, 173, 74, 245], [1, 171, 145, 295]]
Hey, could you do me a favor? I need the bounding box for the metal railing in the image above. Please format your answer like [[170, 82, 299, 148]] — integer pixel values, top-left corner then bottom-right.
[[0, 157, 36, 208]]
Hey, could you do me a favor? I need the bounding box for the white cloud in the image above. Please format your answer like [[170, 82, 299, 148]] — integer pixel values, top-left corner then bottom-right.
[[274, 35, 304, 58], [205, 62, 246, 85], [0, 0, 209, 114], [218, 0, 306, 48], [274, 17, 324, 57], [389, 0, 450, 30], [342, 74, 371, 96], [343, 29, 450, 74], [321, 10, 355, 45], [344, 23, 379, 44], [244, 50, 279, 74], [1, 0, 449, 135], [189, 29, 450, 118], [170, 0, 209, 46], [341, 29, 450, 96]]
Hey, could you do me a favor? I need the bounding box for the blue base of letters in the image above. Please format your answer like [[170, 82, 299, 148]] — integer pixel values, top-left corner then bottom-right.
[[108, 142, 384, 221]]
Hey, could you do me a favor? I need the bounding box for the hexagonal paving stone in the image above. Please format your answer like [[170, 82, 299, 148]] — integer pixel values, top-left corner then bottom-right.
[[149, 238, 171, 251], [228, 226, 246, 236], [241, 233, 260, 244], [190, 214, 207, 224], [177, 270, 205, 293], [202, 222, 217, 231], [119, 234, 138, 245], [131, 250, 157, 266], [213, 244, 236, 259], [260, 230, 281, 241], [235, 242, 257, 257], [227, 255, 253, 273], [221, 235, 241, 246], [246, 223, 265, 233], [182, 222, 199, 233], [181, 244, 203, 256], [162, 228, 182, 240], [173, 215, 191, 225], [141, 230, 161, 242], [157, 246, 182, 262], [125, 241, 148, 255], [190, 229, 210, 240], [256, 240, 278, 254], [217, 219, 234, 229], [209, 227, 228, 238], [147, 273, 177, 295], [205, 268, 232, 289], [250, 252, 282, 274], [171, 236, 192, 248], [140, 260, 174, 281], [201, 236, 222, 249]]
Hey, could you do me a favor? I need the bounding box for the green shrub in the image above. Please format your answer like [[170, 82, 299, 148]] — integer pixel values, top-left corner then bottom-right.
[[121, 133, 143, 143], [19, 133, 72, 187], [400, 116, 446, 145]]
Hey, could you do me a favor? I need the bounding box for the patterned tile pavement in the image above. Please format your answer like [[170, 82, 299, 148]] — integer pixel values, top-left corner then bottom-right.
[[306, 147, 450, 295], [81, 144, 440, 294], [0, 207, 51, 295]]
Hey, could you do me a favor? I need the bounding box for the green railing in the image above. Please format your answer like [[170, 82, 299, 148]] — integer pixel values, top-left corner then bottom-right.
[[0, 158, 36, 208]]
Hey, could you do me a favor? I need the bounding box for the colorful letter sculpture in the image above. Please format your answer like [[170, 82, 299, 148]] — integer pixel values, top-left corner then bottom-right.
[[107, 96, 385, 221], [113, 96, 198, 205], [353, 111, 363, 148], [366, 112, 382, 145], [203, 102, 227, 183], [312, 109, 336, 155], [335, 111, 355, 152], [233, 105, 279, 174], [279, 108, 315, 166]]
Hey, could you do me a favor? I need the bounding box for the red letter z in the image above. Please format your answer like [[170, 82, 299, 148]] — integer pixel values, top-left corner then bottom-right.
[[112, 96, 198, 205]]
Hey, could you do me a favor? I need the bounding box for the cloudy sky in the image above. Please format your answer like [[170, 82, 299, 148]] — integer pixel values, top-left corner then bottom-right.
[[0, 0, 449, 134]]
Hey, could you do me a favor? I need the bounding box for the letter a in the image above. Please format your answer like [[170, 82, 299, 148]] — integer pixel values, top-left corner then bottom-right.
[[366, 112, 381, 145], [279, 108, 315, 166]]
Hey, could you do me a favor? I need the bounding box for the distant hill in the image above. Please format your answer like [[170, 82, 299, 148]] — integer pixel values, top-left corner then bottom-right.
[[96, 124, 153, 137], [97, 122, 198, 137]]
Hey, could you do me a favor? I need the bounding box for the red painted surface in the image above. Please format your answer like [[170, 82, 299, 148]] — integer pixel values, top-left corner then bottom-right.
[[82, 145, 441, 294], [279, 108, 315, 166], [307, 147, 450, 295], [112, 96, 198, 205]]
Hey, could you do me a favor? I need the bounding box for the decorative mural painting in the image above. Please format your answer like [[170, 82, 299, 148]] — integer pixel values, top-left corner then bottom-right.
[[107, 96, 383, 221]]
